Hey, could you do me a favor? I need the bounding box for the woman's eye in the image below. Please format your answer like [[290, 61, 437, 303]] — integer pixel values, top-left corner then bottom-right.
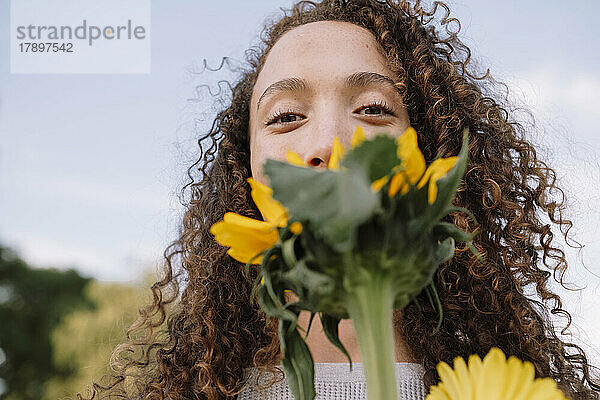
[[364, 106, 383, 115], [278, 114, 299, 123], [357, 102, 395, 117], [266, 110, 303, 126], [265, 101, 395, 126]]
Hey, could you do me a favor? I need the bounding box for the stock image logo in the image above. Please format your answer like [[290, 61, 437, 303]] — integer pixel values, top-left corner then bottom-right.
[[15, 19, 147, 48], [10, 0, 151, 74]]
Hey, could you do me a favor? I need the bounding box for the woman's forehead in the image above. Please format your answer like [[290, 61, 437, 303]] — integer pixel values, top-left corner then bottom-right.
[[250, 21, 395, 108]]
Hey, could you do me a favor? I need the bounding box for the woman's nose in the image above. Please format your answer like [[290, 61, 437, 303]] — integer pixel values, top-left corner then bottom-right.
[[304, 118, 350, 169], [306, 140, 337, 170], [308, 156, 325, 167]]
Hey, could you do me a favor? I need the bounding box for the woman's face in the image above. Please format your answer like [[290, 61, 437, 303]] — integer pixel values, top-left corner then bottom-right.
[[249, 20, 411, 187]]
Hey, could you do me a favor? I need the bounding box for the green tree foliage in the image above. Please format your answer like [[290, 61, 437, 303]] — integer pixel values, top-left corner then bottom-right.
[[0, 246, 92, 400], [42, 275, 151, 400]]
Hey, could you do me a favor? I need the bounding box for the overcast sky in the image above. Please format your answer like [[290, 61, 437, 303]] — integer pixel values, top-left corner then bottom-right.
[[1, 0, 598, 366]]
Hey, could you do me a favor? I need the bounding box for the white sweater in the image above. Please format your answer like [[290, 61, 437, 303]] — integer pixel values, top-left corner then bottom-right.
[[237, 362, 426, 400]]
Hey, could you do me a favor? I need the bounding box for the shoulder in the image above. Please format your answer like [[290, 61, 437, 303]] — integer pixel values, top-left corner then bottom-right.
[[237, 363, 427, 400]]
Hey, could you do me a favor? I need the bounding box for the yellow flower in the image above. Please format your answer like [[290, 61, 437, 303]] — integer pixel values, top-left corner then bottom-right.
[[210, 179, 300, 292], [286, 125, 383, 191], [289, 221, 303, 235], [426, 347, 568, 400], [209, 177, 296, 265], [417, 156, 457, 205], [286, 133, 350, 170], [350, 124, 366, 148], [387, 126, 426, 197], [383, 127, 457, 204], [370, 175, 389, 192], [287, 125, 457, 204]]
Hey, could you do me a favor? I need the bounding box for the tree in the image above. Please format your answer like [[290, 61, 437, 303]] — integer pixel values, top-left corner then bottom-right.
[[0, 246, 92, 400], [42, 274, 152, 400]]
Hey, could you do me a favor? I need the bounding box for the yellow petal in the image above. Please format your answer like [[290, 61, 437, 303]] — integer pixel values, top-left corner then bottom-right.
[[209, 212, 278, 264], [505, 357, 535, 400], [437, 361, 462, 400], [351, 125, 366, 149], [479, 348, 506, 400], [428, 348, 568, 400], [286, 149, 306, 167], [328, 136, 346, 170], [228, 247, 264, 265], [426, 384, 451, 400], [371, 175, 389, 192], [218, 212, 275, 232], [467, 353, 483, 383], [417, 156, 458, 204], [452, 356, 473, 399], [525, 378, 567, 400], [396, 127, 426, 184], [387, 171, 409, 197], [247, 177, 288, 227], [289, 221, 302, 235]]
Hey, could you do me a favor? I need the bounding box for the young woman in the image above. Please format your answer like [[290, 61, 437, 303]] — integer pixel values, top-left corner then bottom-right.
[[82, 1, 600, 399]]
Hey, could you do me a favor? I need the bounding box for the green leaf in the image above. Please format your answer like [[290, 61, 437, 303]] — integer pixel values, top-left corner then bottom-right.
[[320, 313, 353, 369], [279, 318, 317, 400], [425, 283, 444, 332], [303, 311, 317, 339], [340, 134, 399, 181], [264, 160, 379, 252]]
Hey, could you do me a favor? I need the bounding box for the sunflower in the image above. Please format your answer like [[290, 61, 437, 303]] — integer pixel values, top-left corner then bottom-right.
[[287, 125, 458, 204], [383, 126, 457, 204], [285, 127, 359, 170], [426, 347, 568, 400], [209, 177, 301, 265], [286, 125, 387, 193]]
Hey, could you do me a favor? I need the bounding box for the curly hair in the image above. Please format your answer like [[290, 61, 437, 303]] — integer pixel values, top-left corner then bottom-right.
[[78, 0, 600, 399]]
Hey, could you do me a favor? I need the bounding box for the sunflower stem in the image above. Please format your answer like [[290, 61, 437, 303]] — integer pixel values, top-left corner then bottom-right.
[[346, 272, 398, 400]]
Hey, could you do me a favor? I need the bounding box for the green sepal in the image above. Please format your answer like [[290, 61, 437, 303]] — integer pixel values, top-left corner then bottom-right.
[[282, 235, 299, 267], [418, 128, 470, 233], [340, 134, 399, 182], [256, 247, 297, 322], [431, 236, 456, 267], [466, 241, 485, 263], [446, 205, 479, 227], [263, 160, 379, 252], [280, 259, 336, 303], [433, 222, 474, 243], [256, 284, 296, 322]]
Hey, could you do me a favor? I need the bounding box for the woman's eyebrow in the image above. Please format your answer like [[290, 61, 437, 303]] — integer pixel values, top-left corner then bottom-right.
[[256, 72, 398, 112], [345, 71, 397, 91], [257, 77, 309, 112]]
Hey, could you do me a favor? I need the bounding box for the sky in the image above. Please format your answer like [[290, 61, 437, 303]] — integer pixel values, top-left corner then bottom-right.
[[1, 0, 599, 366]]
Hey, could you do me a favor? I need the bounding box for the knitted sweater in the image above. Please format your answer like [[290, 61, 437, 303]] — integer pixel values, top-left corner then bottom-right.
[[237, 362, 426, 400]]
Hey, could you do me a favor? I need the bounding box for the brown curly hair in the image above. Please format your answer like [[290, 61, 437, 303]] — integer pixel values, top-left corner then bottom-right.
[[78, 0, 600, 399]]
